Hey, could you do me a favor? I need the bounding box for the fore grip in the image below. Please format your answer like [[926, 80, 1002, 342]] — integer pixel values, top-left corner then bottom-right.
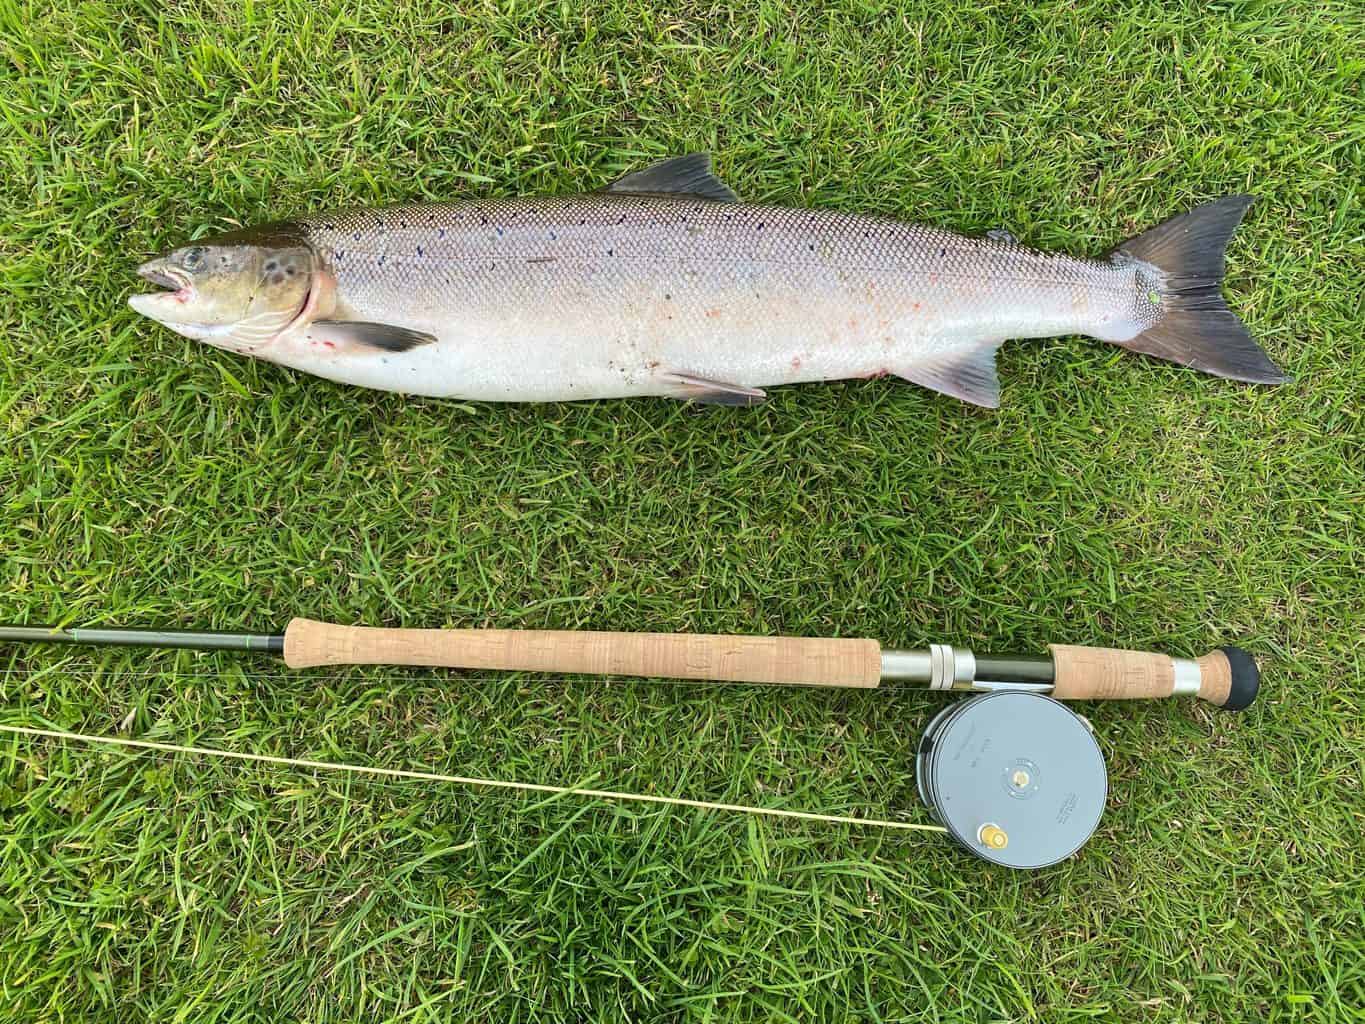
[[283, 618, 883, 688], [1048, 644, 1259, 710]]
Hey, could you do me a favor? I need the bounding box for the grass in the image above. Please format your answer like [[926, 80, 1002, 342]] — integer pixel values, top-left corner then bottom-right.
[[1, 0, 1362, 1019]]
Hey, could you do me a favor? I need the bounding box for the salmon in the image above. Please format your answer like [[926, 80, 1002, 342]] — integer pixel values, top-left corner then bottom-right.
[[129, 154, 1285, 407]]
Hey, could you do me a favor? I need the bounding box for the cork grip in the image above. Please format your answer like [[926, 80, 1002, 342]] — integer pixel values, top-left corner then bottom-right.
[[282, 618, 883, 688], [1049, 644, 1174, 700], [1048, 644, 1258, 709]]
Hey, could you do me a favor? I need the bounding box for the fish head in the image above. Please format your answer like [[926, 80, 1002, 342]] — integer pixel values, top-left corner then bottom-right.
[[128, 224, 320, 353]]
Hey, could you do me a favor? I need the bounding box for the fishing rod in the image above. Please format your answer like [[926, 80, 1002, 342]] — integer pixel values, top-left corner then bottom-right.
[[0, 618, 1260, 710], [1, 619, 1261, 868]]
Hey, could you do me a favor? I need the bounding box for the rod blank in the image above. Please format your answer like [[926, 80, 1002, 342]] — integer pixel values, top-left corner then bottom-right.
[[0, 625, 283, 654]]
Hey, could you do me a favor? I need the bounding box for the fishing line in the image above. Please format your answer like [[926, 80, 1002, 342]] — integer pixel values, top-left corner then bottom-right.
[[0, 664, 937, 774], [0, 663, 933, 776], [0, 724, 947, 835]]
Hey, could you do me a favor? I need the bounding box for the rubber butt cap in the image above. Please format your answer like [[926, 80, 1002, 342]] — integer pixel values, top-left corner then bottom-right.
[[1218, 646, 1260, 711]]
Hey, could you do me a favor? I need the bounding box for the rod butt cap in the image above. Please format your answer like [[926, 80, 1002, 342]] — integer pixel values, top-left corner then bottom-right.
[[1218, 646, 1260, 711]]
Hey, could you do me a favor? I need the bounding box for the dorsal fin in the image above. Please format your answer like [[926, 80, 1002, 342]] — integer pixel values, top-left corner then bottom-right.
[[602, 154, 739, 203]]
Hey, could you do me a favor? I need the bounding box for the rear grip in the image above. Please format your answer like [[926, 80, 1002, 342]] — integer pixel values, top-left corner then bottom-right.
[[1049, 643, 1259, 710]]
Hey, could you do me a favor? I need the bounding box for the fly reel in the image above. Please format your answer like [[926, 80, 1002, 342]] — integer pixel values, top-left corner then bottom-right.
[[916, 691, 1107, 868]]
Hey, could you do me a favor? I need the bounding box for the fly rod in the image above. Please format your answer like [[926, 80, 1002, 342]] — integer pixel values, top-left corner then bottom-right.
[[0, 618, 1260, 710]]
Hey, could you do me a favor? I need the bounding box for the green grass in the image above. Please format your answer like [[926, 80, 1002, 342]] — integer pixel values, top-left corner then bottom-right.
[[1, 0, 1363, 1020]]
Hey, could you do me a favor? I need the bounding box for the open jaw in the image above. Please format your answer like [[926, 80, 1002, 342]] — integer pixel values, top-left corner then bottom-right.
[[128, 260, 196, 321], [126, 259, 247, 347]]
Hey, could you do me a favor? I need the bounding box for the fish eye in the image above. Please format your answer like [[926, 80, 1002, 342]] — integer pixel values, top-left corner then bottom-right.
[[181, 246, 207, 270]]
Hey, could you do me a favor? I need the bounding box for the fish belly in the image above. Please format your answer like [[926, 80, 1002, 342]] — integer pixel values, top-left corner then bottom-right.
[[278, 196, 1133, 401]]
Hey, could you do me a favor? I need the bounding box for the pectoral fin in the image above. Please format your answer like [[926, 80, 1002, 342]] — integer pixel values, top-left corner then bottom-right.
[[661, 371, 767, 406], [309, 320, 437, 354], [897, 345, 1003, 408]]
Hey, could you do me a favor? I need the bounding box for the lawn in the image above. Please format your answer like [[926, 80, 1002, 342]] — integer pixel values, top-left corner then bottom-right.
[[1, 1, 1362, 1020]]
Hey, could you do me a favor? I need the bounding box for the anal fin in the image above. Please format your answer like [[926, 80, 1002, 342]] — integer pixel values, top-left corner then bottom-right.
[[896, 344, 1003, 408], [661, 371, 767, 406], [309, 320, 437, 354]]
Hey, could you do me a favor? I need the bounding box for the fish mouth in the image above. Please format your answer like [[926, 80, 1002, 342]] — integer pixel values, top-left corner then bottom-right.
[[134, 259, 194, 301], [129, 258, 203, 329]]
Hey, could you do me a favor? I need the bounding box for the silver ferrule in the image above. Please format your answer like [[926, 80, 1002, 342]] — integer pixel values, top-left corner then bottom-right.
[[880, 645, 978, 690], [878, 649, 932, 683], [1172, 657, 1202, 696]]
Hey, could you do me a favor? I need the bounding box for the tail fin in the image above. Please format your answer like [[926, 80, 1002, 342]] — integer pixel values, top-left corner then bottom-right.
[[1111, 196, 1287, 384]]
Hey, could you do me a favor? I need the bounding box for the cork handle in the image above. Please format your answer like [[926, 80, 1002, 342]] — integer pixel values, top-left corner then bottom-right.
[[1048, 644, 1259, 710], [283, 618, 883, 688]]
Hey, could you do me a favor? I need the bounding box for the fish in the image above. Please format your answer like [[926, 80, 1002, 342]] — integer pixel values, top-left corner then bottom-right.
[[128, 153, 1285, 408]]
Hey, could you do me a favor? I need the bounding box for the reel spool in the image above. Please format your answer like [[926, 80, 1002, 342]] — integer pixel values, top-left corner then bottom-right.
[[917, 691, 1107, 869]]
